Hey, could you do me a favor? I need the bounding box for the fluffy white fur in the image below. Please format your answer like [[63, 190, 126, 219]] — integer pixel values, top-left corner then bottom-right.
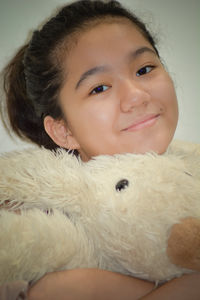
[[0, 140, 199, 284]]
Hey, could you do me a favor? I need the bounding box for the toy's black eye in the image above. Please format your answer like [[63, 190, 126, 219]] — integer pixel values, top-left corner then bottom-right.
[[115, 179, 129, 192]]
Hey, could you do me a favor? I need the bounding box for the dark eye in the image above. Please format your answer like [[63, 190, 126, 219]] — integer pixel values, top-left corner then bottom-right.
[[115, 179, 129, 192], [136, 66, 154, 77], [90, 85, 109, 95]]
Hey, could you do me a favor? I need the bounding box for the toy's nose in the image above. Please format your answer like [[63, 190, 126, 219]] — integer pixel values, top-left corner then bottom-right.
[[115, 179, 129, 192]]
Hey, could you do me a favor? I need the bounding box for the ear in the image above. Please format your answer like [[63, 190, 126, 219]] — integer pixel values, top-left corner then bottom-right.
[[44, 116, 80, 150]]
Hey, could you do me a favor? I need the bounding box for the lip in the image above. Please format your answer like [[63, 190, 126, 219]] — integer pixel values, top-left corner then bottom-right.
[[123, 114, 160, 131]]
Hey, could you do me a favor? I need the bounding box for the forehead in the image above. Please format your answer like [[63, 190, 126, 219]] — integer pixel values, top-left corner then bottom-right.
[[72, 16, 145, 46], [64, 19, 152, 76]]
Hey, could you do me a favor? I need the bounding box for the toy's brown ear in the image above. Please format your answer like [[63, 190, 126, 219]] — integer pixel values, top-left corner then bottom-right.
[[0, 148, 83, 210], [167, 217, 200, 271]]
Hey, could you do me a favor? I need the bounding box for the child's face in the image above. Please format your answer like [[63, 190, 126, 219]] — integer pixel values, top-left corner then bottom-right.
[[59, 20, 178, 161]]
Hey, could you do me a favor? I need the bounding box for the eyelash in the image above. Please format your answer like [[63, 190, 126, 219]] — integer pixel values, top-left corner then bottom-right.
[[136, 65, 155, 77], [90, 85, 110, 95], [89, 65, 155, 95]]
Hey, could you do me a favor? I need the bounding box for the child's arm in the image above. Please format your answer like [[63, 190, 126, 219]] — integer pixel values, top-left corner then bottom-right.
[[27, 269, 154, 300], [27, 269, 200, 300], [141, 272, 200, 300]]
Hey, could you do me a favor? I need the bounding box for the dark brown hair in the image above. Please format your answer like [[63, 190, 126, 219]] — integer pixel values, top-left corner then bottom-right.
[[1, 0, 159, 153]]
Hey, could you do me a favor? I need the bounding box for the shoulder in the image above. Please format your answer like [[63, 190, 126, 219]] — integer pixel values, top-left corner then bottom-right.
[[168, 140, 200, 179], [167, 139, 200, 156]]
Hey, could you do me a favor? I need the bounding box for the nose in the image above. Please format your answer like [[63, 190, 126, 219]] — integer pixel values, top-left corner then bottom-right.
[[119, 79, 151, 112]]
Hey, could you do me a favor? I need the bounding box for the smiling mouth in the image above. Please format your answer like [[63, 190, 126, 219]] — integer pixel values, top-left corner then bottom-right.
[[123, 114, 160, 131]]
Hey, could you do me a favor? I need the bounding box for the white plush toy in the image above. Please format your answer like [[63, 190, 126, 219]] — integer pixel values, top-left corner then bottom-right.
[[0, 140, 200, 284]]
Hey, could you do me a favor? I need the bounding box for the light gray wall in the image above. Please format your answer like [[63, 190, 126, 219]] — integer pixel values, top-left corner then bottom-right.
[[0, 0, 199, 153]]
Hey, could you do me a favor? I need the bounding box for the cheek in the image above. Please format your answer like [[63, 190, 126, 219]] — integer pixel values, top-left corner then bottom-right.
[[153, 74, 178, 112], [158, 79, 179, 135], [164, 81, 179, 120], [82, 100, 117, 129], [90, 107, 111, 126], [67, 100, 116, 138]]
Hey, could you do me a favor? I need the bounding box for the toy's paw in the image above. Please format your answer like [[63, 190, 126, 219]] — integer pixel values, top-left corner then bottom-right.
[[167, 218, 200, 271]]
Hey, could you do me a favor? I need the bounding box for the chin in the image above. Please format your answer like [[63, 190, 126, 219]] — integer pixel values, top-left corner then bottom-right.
[[140, 138, 172, 155], [154, 138, 174, 155]]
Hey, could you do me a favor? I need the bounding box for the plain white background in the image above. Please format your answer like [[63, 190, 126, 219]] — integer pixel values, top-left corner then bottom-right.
[[0, 0, 199, 154]]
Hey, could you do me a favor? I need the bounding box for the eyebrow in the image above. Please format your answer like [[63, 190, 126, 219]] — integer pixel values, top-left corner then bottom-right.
[[75, 65, 110, 90], [128, 46, 157, 60], [75, 46, 157, 90]]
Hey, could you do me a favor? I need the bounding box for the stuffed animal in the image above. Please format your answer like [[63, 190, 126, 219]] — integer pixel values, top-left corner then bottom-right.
[[0, 140, 200, 284]]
